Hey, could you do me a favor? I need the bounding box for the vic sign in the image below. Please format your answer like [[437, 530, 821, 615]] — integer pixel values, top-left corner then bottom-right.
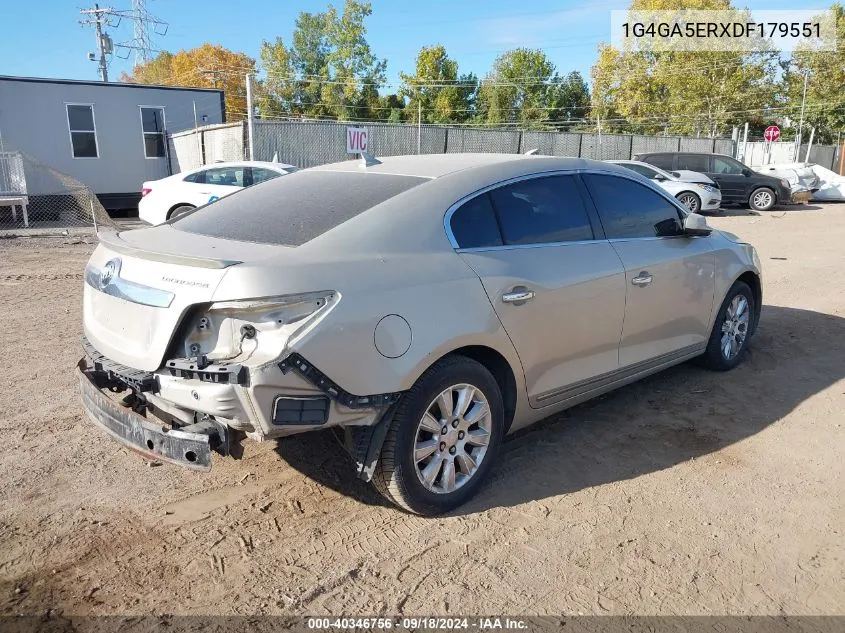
[[346, 127, 369, 154], [764, 126, 781, 142]]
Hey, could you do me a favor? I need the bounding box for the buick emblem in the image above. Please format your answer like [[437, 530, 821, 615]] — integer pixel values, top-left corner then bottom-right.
[[100, 258, 120, 289]]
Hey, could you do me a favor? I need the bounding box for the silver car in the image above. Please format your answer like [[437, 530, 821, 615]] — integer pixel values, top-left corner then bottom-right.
[[79, 154, 762, 515]]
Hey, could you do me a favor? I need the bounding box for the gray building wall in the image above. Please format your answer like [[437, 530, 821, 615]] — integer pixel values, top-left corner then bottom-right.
[[0, 76, 224, 198]]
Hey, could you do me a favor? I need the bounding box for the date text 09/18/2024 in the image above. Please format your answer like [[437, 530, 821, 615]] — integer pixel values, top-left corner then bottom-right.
[[307, 617, 528, 630]]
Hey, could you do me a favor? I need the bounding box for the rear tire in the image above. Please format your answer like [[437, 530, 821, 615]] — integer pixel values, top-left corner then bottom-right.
[[168, 204, 195, 220], [749, 188, 775, 211], [699, 281, 755, 371], [372, 355, 504, 515]]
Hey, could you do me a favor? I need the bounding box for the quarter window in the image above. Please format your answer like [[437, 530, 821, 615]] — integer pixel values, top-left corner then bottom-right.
[[140, 107, 166, 158], [66, 104, 98, 158], [583, 174, 683, 239], [676, 154, 710, 172], [489, 175, 593, 245], [450, 194, 503, 249]]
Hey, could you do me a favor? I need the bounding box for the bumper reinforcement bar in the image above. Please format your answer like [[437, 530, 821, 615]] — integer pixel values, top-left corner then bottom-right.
[[77, 359, 227, 470]]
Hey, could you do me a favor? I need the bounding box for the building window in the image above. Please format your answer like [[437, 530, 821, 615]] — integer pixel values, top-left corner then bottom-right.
[[66, 104, 99, 158], [140, 107, 166, 158]]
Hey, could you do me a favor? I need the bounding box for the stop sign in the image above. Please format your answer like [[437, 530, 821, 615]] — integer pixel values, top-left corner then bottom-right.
[[764, 125, 781, 142]]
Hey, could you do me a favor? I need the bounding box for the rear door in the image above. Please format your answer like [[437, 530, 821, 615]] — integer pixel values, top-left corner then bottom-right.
[[581, 172, 716, 368], [452, 174, 626, 408]]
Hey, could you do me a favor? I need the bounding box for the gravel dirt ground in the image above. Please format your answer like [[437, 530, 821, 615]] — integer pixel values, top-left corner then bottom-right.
[[0, 204, 843, 617]]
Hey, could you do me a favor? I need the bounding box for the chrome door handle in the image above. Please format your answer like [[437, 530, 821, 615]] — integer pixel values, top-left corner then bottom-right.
[[502, 288, 535, 304], [631, 272, 653, 287]]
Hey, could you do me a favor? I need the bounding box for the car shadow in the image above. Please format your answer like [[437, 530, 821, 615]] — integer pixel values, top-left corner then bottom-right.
[[272, 305, 845, 514]]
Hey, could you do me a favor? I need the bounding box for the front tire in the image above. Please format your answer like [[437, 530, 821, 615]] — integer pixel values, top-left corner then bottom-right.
[[699, 281, 755, 371], [676, 191, 701, 213], [372, 356, 504, 515], [749, 187, 775, 211]]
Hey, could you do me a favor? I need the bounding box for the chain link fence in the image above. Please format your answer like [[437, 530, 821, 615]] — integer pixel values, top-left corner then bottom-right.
[[169, 120, 750, 173], [0, 148, 117, 236]]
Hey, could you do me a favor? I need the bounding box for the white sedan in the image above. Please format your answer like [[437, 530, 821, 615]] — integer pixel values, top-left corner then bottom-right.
[[609, 160, 722, 213], [139, 161, 297, 225]]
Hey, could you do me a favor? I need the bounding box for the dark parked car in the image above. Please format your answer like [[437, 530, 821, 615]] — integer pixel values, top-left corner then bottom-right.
[[633, 152, 795, 211]]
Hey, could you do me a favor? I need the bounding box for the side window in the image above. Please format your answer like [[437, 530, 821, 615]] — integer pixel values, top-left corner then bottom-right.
[[250, 168, 283, 185], [140, 107, 166, 158], [645, 154, 673, 170], [713, 157, 744, 174], [203, 167, 245, 187], [676, 154, 711, 172], [449, 193, 503, 249], [489, 175, 593, 245], [623, 163, 658, 179], [583, 174, 683, 239], [183, 171, 206, 184], [66, 104, 99, 158]]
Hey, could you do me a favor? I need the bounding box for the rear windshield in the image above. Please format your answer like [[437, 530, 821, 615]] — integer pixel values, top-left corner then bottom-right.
[[172, 170, 428, 246]]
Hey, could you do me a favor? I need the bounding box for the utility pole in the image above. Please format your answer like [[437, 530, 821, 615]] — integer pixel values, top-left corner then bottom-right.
[[417, 101, 422, 154], [80, 4, 112, 82], [80, 3, 167, 74]]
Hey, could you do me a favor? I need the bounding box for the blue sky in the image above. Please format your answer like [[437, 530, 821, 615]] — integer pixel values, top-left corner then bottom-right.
[[0, 0, 815, 88]]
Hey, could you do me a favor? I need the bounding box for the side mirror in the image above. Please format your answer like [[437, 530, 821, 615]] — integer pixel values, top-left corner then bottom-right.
[[742, 167, 754, 177], [653, 174, 667, 181], [683, 212, 712, 236]]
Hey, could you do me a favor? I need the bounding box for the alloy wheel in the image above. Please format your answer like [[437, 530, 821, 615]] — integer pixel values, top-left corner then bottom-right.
[[413, 384, 492, 494], [752, 190, 773, 210], [720, 294, 750, 360], [678, 193, 700, 212]]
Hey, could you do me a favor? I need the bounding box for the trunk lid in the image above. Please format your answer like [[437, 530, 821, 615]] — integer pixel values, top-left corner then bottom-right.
[[83, 226, 284, 371]]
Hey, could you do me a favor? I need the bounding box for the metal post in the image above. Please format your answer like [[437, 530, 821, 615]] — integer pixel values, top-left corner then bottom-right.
[[797, 70, 809, 151], [741, 122, 749, 162], [839, 136, 845, 175], [804, 127, 815, 163], [597, 112, 602, 159], [417, 101, 422, 155], [193, 100, 203, 166], [246, 73, 255, 161]]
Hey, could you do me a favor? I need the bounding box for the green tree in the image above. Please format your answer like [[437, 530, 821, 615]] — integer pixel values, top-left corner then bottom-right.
[[260, 0, 386, 120], [783, 4, 845, 143], [590, 0, 779, 136], [399, 45, 477, 123], [475, 48, 576, 128]]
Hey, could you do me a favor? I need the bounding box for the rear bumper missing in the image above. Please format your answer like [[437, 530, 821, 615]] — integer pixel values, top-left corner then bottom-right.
[[77, 359, 222, 470]]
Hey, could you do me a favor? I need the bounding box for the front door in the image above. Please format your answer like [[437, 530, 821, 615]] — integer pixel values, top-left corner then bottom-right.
[[710, 155, 750, 203], [449, 174, 627, 408], [581, 173, 716, 368]]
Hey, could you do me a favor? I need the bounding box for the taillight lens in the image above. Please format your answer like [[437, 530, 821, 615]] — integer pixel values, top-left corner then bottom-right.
[[141, 188, 152, 197]]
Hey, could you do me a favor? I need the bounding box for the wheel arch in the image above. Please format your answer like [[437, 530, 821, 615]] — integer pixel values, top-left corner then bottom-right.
[[404, 344, 521, 434], [736, 270, 762, 335], [166, 203, 195, 219]]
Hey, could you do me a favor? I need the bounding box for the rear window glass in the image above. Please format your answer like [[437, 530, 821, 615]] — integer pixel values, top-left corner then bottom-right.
[[172, 171, 428, 246]]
